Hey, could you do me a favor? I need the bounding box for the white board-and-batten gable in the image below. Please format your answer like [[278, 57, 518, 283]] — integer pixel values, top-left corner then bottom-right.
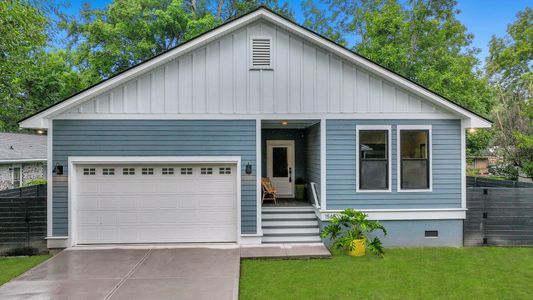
[[19, 8, 491, 128]]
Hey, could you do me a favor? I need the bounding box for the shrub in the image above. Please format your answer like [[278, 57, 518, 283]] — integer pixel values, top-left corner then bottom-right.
[[321, 209, 387, 257], [22, 178, 47, 187]]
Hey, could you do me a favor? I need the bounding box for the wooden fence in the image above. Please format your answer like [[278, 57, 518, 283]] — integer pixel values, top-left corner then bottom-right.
[[467, 176, 533, 188], [464, 178, 533, 246], [0, 185, 47, 254]]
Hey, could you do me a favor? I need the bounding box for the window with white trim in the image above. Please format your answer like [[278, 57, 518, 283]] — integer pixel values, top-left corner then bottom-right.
[[357, 126, 391, 191], [11, 165, 22, 187], [399, 128, 431, 190]]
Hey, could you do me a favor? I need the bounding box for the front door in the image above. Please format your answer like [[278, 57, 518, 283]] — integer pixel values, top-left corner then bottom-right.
[[266, 140, 295, 198]]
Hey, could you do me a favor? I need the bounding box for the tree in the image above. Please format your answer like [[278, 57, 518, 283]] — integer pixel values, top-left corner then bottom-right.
[[486, 8, 532, 180], [0, 1, 82, 131], [301, 0, 346, 45], [305, 0, 494, 116], [61, 0, 212, 80], [61, 0, 293, 81], [215, 0, 293, 20]]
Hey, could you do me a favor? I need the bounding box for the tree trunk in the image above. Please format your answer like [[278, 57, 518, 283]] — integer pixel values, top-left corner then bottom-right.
[[192, 0, 197, 18], [217, 0, 224, 20]]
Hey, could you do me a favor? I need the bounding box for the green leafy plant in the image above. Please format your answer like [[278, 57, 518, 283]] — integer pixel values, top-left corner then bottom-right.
[[22, 178, 47, 187], [321, 209, 387, 257]]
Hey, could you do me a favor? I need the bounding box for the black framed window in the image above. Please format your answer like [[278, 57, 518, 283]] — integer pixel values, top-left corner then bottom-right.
[[400, 130, 430, 189], [359, 130, 389, 190]]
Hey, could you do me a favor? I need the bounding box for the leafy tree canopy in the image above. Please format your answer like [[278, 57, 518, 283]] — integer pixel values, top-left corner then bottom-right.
[[0, 0, 82, 131], [486, 8, 532, 179], [302, 0, 495, 116], [60, 0, 293, 81]]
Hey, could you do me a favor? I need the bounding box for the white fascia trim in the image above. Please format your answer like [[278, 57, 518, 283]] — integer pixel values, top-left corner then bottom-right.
[[0, 159, 47, 164], [262, 11, 491, 128], [318, 208, 467, 221], [320, 119, 327, 209], [355, 125, 392, 193], [67, 156, 242, 164], [255, 119, 262, 236], [51, 112, 461, 121], [20, 8, 489, 129], [461, 120, 467, 209], [19, 9, 267, 129], [47, 126, 53, 237], [396, 125, 433, 192], [67, 156, 242, 247]]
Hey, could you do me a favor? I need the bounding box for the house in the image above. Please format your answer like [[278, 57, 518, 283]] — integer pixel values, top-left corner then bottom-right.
[[0, 132, 47, 191], [19, 7, 491, 249]]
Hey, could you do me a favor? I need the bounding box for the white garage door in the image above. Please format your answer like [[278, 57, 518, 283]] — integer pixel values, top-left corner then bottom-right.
[[75, 164, 237, 244]]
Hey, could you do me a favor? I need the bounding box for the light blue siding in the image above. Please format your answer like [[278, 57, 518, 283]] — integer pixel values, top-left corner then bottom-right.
[[321, 220, 463, 247], [52, 120, 257, 236], [306, 123, 321, 197], [326, 119, 461, 209]]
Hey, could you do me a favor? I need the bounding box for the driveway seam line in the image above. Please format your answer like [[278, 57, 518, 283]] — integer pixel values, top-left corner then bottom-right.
[[103, 248, 153, 300]]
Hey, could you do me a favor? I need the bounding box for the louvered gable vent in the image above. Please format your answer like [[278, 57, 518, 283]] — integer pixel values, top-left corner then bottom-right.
[[250, 37, 272, 69]]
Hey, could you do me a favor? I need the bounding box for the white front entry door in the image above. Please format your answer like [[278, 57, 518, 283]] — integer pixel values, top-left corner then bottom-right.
[[74, 164, 237, 244], [266, 140, 295, 198]]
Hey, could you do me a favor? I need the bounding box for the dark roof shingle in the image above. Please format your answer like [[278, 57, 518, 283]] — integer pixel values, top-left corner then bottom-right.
[[0, 132, 47, 162]]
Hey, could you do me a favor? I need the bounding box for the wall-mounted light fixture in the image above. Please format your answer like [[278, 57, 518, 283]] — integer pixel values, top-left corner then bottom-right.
[[36, 129, 45, 135], [281, 121, 288, 126], [245, 163, 252, 175], [53, 163, 63, 175]]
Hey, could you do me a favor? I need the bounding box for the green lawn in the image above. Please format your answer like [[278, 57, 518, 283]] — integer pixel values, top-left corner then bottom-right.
[[240, 247, 533, 299], [0, 255, 51, 286]]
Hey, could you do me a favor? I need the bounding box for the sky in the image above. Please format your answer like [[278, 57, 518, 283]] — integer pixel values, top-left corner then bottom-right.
[[61, 0, 530, 64]]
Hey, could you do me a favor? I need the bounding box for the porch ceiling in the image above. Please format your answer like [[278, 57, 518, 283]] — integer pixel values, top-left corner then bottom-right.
[[261, 120, 320, 129]]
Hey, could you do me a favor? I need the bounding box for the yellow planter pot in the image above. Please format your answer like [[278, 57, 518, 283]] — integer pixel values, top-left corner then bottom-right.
[[348, 239, 366, 257]]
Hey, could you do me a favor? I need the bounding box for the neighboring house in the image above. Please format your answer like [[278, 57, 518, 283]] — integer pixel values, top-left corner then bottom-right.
[[468, 156, 490, 175], [0, 132, 47, 191], [19, 7, 491, 249]]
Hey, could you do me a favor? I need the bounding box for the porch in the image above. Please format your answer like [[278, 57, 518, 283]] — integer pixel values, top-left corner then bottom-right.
[[259, 120, 322, 243], [260, 119, 321, 208]]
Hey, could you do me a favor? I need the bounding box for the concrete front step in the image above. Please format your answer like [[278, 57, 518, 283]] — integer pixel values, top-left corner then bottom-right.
[[263, 227, 320, 235], [262, 220, 318, 227], [262, 235, 322, 243]]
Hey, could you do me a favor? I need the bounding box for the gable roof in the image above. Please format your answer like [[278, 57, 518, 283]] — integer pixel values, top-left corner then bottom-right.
[[0, 132, 47, 163], [18, 6, 491, 129]]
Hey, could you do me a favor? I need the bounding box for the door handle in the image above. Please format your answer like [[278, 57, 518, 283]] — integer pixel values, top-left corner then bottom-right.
[[289, 168, 292, 183]]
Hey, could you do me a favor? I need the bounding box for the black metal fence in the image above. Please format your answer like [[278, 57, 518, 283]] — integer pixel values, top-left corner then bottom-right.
[[0, 185, 47, 254], [465, 178, 533, 246]]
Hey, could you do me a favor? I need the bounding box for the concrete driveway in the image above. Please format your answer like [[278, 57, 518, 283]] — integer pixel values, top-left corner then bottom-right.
[[0, 247, 240, 300]]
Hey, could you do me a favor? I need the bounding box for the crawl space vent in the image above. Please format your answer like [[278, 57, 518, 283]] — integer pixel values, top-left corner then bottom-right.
[[425, 230, 439, 237]]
